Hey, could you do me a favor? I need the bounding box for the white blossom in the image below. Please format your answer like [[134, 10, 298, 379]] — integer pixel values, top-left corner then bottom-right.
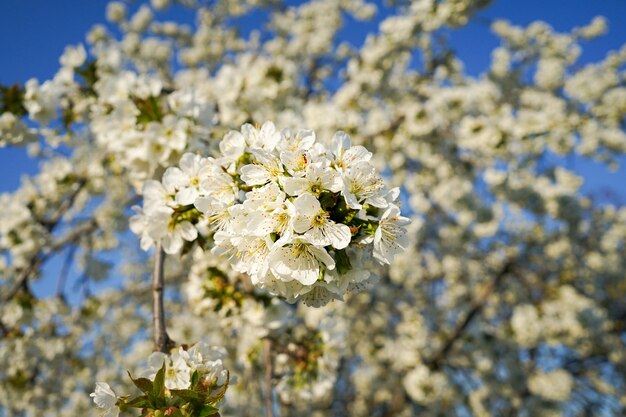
[[90, 383, 119, 417]]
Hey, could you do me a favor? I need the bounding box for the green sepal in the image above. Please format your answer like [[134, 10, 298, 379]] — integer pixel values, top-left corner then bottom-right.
[[190, 370, 200, 388], [363, 204, 380, 218], [75, 60, 98, 95], [206, 371, 229, 406], [170, 389, 201, 402], [0, 84, 27, 117], [361, 221, 379, 236], [197, 405, 220, 417], [134, 95, 163, 124], [334, 249, 352, 275], [153, 362, 166, 397], [128, 371, 154, 395], [236, 152, 252, 168], [319, 191, 338, 211], [124, 395, 150, 408]]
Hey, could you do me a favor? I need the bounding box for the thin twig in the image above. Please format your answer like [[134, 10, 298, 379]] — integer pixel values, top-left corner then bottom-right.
[[362, 115, 406, 143], [3, 219, 98, 302], [263, 338, 274, 417], [3, 194, 138, 303], [426, 260, 514, 370], [55, 245, 77, 300], [41, 179, 87, 231], [152, 244, 174, 353]]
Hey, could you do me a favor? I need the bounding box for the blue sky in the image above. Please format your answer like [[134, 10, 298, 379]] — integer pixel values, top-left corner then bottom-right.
[[0, 0, 625, 196]]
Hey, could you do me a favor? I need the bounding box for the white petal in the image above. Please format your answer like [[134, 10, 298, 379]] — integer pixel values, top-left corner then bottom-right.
[[179, 152, 200, 175], [220, 130, 246, 158], [308, 245, 335, 270], [281, 177, 308, 196], [366, 195, 388, 208], [343, 145, 372, 165], [269, 247, 298, 282], [319, 169, 342, 193], [326, 222, 351, 249], [162, 167, 188, 190], [91, 382, 117, 409], [143, 180, 167, 201], [240, 164, 270, 186], [301, 284, 341, 307], [331, 131, 351, 156], [293, 214, 312, 234], [293, 193, 321, 217], [194, 195, 214, 214], [147, 352, 167, 370], [103, 407, 120, 417], [178, 221, 198, 241], [162, 234, 183, 254], [260, 121, 281, 150], [342, 186, 362, 209], [175, 187, 198, 205], [270, 245, 319, 285], [246, 211, 273, 236]]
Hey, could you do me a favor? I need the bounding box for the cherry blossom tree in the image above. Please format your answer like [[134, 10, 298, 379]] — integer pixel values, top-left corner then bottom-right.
[[1, 0, 625, 416]]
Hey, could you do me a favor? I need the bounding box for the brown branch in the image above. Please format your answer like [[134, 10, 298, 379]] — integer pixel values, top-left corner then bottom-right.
[[362, 115, 406, 143], [152, 243, 174, 353], [3, 193, 139, 304], [3, 179, 88, 300], [55, 245, 77, 300], [426, 260, 514, 370], [263, 338, 274, 417], [3, 219, 98, 302], [40, 178, 87, 231]]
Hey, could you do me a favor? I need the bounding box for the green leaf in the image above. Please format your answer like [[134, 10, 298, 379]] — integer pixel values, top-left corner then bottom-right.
[[334, 249, 352, 275], [206, 371, 229, 406], [76, 60, 98, 95], [319, 191, 338, 211], [153, 362, 166, 397], [190, 370, 200, 388], [124, 395, 150, 408], [197, 405, 220, 417], [170, 389, 201, 402], [364, 204, 380, 218], [128, 371, 154, 394], [0, 84, 27, 117]]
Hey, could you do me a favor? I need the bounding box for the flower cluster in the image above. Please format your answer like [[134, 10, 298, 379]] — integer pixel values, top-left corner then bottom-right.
[[131, 122, 410, 306], [90, 341, 229, 417]]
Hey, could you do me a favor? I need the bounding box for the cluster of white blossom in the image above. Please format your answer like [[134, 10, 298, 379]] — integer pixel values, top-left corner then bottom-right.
[[91, 341, 230, 417], [131, 122, 409, 306], [273, 308, 346, 405]]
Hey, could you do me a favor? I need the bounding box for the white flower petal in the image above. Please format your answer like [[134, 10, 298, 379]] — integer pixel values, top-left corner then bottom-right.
[[178, 221, 198, 241], [240, 164, 270, 186], [162, 234, 183, 254], [219, 130, 246, 158], [162, 167, 187, 189], [90, 382, 117, 410], [179, 152, 200, 175], [293, 193, 321, 217], [175, 187, 198, 205], [281, 177, 309, 196]]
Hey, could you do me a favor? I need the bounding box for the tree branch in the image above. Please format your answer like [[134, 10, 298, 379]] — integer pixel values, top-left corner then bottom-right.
[[362, 115, 406, 143], [40, 178, 87, 231], [426, 260, 514, 370], [152, 243, 174, 353], [263, 338, 274, 417], [55, 244, 77, 301], [3, 219, 98, 302], [2, 193, 139, 304]]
